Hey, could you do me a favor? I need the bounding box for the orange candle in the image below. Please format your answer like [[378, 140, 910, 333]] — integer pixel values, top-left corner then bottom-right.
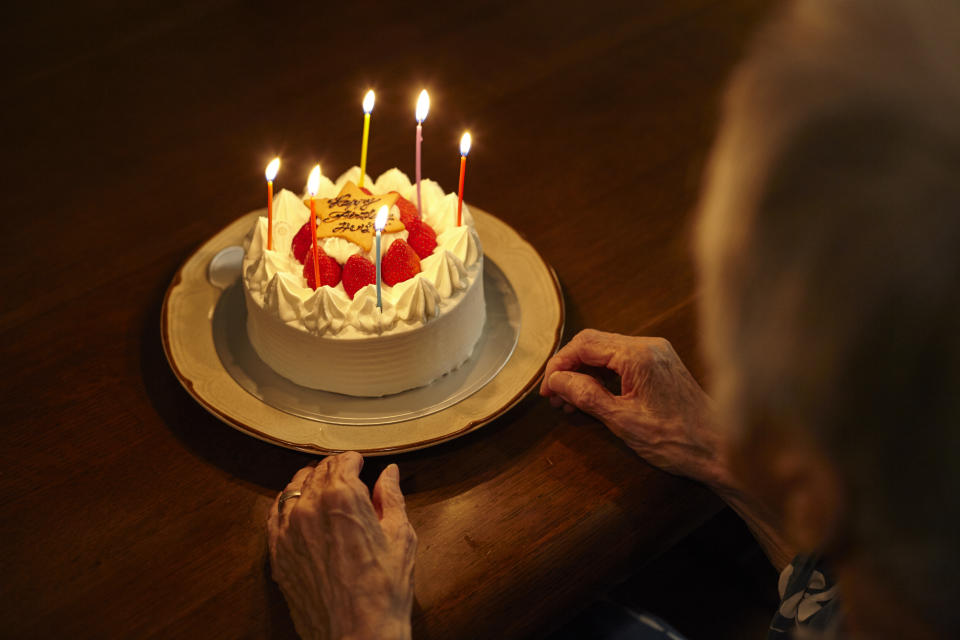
[[457, 132, 471, 226], [265, 157, 280, 250], [307, 165, 321, 288]]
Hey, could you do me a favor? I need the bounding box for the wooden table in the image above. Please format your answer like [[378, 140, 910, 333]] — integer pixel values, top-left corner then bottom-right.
[[1, 1, 770, 637]]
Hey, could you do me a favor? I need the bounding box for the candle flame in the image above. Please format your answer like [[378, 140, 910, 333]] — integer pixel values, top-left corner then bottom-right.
[[307, 164, 321, 196], [416, 89, 430, 123], [459, 132, 472, 156], [265, 157, 280, 181], [375, 205, 389, 232], [363, 89, 375, 114]]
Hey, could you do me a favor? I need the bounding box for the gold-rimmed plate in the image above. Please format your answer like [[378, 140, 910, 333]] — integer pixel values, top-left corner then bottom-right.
[[161, 206, 564, 455]]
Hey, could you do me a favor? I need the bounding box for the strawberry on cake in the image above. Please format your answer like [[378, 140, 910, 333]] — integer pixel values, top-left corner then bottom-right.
[[241, 166, 485, 397]]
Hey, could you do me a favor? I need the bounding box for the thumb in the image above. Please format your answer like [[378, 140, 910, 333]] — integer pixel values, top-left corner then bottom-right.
[[548, 371, 617, 420], [373, 464, 408, 528]]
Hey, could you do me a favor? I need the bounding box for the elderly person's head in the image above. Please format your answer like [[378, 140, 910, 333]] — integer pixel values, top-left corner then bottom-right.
[[697, 0, 960, 636]]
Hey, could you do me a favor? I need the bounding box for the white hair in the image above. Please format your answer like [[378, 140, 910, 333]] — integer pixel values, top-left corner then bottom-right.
[[696, 0, 960, 635]]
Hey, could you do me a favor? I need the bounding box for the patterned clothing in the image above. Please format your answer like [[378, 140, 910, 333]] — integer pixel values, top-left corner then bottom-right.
[[552, 555, 842, 640], [603, 554, 843, 640], [769, 554, 842, 640]]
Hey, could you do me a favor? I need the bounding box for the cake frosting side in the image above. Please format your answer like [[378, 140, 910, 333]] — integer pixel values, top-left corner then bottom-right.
[[241, 167, 486, 396]]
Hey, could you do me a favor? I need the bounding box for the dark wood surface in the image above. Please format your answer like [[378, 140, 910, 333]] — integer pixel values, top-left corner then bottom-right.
[[1, 1, 770, 637]]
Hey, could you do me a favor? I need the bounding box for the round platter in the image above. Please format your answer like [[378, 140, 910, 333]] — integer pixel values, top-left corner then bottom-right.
[[162, 206, 565, 455]]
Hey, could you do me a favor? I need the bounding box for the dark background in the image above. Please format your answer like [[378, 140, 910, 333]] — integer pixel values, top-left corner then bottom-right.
[[1, 1, 776, 638]]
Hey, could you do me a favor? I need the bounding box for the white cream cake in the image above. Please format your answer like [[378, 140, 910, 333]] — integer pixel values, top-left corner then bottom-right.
[[241, 166, 485, 396]]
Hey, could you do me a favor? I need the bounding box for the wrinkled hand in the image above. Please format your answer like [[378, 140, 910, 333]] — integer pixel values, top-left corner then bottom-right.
[[540, 329, 730, 488], [267, 452, 416, 640]]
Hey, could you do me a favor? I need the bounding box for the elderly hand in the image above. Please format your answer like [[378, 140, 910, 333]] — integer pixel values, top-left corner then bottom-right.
[[540, 329, 730, 488], [267, 451, 416, 640]]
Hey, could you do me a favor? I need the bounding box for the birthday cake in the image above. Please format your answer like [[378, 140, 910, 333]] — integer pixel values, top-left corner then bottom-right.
[[241, 166, 485, 396]]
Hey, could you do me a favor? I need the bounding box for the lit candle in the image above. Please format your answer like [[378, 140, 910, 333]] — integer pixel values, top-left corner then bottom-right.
[[265, 157, 280, 250], [359, 90, 375, 188], [374, 205, 389, 310], [307, 165, 321, 289], [457, 133, 471, 226], [415, 89, 430, 218]]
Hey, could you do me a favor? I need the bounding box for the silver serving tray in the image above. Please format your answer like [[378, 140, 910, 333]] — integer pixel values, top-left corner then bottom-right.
[[209, 248, 520, 426]]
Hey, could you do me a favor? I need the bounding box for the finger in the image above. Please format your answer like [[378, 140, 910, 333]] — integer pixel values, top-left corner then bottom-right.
[[548, 370, 617, 421], [328, 450, 364, 480], [540, 342, 581, 397], [286, 464, 316, 491], [269, 462, 319, 527], [540, 332, 592, 397], [372, 464, 408, 528], [549, 395, 565, 408], [540, 330, 624, 396], [307, 453, 378, 526], [302, 454, 338, 500]]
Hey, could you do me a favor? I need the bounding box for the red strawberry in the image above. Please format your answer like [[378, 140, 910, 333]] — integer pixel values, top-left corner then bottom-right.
[[303, 247, 342, 290], [291, 221, 313, 264], [391, 192, 420, 227], [381, 239, 421, 286], [341, 254, 376, 299], [389, 192, 435, 257], [406, 220, 437, 259]]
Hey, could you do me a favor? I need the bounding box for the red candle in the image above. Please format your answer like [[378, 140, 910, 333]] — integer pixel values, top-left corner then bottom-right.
[[265, 157, 280, 250], [457, 132, 471, 226], [307, 165, 321, 288]]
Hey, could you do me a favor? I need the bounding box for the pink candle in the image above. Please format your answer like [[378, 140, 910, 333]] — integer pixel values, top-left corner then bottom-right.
[[415, 122, 422, 216], [415, 90, 430, 218]]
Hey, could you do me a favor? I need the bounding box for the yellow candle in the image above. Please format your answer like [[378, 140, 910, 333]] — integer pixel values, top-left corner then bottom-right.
[[359, 90, 375, 188], [265, 157, 280, 250]]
